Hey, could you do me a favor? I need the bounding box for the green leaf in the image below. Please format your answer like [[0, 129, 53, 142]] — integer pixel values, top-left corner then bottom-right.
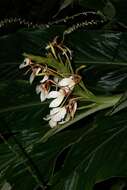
[[65, 31, 127, 66], [51, 112, 127, 190], [0, 81, 87, 189], [40, 94, 121, 142], [109, 91, 127, 115], [0, 23, 127, 190]]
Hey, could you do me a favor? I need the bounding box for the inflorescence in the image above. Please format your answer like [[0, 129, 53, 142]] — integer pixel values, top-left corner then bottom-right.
[[19, 37, 86, 128]]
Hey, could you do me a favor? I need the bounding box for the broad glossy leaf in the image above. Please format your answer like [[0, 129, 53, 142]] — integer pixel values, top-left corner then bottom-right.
[[0, 80, 88, 189], [51, 112, 127, 190], [0, 76, 99, 189], [109, 91, 127, 115], [0, 118, 87, 189], [65, 31, 127, 66]]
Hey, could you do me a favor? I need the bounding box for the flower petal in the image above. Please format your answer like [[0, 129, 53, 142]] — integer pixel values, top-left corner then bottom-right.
[[49, 95, 64, 108], [36, 67, 41, 75], [40, 90, 47, 102], [40, 75, 49, 83], [29, 72, 35, 84], [36, 85, 41, 94], [43, 114, 51, 121], [59, 114, 70, 124], [47, 91, 60, 99], [58, 77, 75, 89], [54, 77, 59, 83], [19, 58, 30, 69], [52, 107, 66, 122], [49, 119, 57, 128], [50, 107, 61, 115], [58, 78, 72, 86]]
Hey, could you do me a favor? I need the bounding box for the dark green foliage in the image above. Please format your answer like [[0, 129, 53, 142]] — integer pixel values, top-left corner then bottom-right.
[[0, 1, 127, 190]]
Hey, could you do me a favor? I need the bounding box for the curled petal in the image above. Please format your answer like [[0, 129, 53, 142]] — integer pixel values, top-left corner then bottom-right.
[[49, 95, 64, 108], [58, 77, 75, 89], [59, 114, 70, 124], [49, 88, 67, 108], [36, 67, 42, 74], [54, 77, 59, 83], [45, 44, 50, 50], [49, 119, 57, 128], [50, 107, 61, 115], [29, 72, 35, 84], [40, 90, 48, 102], [58, 78, 71, 86], [51, 107, 67, 122], [47, 91, 60, 99], [19, 58, 31, 69], [30, 68, 41, 84], [29, 73, 35, 84], [36, 85, 41, 94], [40, 75, 49, 83], [36, 83, 49, 102], [43, 114, 51, 121]]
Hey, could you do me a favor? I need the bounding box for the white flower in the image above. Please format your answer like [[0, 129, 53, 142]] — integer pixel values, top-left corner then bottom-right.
[[40, 75, 49, 83], [36, 82, 50, 102], [47, 87, 69, 108], [29, 67, 41, 84], [19, 58, 31, 69], [58, 76, 76, 90], [59, 113, 70, 124], [44, 107, 67, 128], [53, 77, 59, 83]]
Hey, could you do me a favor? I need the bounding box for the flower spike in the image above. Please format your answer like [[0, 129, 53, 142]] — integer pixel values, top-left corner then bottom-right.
[[19, 37, 87, 128]]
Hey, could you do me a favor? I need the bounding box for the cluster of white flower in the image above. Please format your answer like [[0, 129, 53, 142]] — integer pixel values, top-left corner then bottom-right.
[[19, 57, 80, 128]]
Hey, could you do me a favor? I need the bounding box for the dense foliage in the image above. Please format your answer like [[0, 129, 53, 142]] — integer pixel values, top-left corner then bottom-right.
[[0, 0, 127, 189]]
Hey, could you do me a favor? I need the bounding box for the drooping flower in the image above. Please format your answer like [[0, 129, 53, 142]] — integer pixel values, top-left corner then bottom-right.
[[19, 58, 32, 69], [29, 67, 41, 84], [44, 106, 67, 128], [58, 76, 76, 90], [58, 75, 81, 90], [36, 82, 50, 102], [19, 39, 81, 128], [47, 87, 70, 108]]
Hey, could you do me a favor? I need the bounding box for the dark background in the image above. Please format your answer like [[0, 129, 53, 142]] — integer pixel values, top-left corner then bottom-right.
[[0, 0, 61, 22], [1, 1, 127, 189]]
